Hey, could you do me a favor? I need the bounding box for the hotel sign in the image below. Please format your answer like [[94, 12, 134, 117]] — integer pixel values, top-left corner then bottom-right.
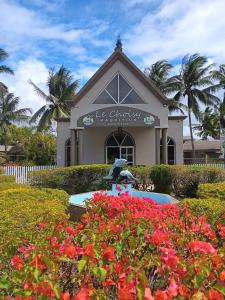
[[77, 106, 160, 127]]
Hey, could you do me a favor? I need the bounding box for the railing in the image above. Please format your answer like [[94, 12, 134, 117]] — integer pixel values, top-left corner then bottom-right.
[[184, 158, 225, 168], [3, 165, 57, 184]]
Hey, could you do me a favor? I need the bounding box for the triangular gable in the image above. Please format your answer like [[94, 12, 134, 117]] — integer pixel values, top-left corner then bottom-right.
[[93, 73, 146, 105], [70, 49, 168, 107]]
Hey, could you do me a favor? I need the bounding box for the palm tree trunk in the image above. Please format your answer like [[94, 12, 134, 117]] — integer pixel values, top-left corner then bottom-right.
[[188, 109, 195, 159], [3, 128, 8, 158]]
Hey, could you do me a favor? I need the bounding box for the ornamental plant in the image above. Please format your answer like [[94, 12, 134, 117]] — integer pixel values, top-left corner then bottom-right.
[[1, 192, 225, 299]]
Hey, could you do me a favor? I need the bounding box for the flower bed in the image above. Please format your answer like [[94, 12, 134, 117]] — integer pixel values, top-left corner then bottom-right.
[[2, 192, 224, 299]]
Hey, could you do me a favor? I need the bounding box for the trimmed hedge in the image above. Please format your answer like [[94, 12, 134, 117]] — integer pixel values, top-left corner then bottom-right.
[[0, 182, 29, 191], [0, 188, 69, 247], [183, 197, 224, 226], [30, 164, 225, 197], [198, 182, 225, 200], [0, 175, 16, 183]]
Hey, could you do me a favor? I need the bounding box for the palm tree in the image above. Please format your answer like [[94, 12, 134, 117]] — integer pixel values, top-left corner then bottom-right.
[[29, 65, 79, 131], [174, 54, 220, 157], [144, 60, 185, 113], [0, 48, 14, 91], [0, 87, 32, 152], [194, 107, 219, 140]]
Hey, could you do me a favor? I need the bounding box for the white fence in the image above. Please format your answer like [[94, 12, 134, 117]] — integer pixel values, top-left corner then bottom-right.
[[3, 165, 57, 184]]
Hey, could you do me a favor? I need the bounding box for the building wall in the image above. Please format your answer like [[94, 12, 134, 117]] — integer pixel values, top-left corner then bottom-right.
[[167, 119, 184, 165], [57, 121, 70, 167], [82, 127, 156, 165]]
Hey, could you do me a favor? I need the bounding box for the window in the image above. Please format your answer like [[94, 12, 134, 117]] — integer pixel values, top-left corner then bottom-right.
[[65, 139, 71, 167], [93, 74, 146, 105], [105, 131, 135, 165], [160, 137, 175, 164]]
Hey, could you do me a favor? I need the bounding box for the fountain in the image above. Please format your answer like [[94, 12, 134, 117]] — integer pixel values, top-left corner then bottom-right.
[[69, 159, 177, 221]]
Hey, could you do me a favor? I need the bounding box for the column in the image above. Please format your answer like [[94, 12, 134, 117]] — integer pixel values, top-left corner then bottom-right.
[[77, 129, 84, 164], [155, 128, 161, 164], [70, 129, 77, 165], [162, 128, 168, 164]]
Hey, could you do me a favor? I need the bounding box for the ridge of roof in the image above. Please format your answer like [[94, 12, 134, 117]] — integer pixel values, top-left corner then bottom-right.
[[71, 49, 168, 106]]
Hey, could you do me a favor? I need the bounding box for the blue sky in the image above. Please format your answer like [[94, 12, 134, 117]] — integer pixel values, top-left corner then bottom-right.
[[1, 0, 225, 135]]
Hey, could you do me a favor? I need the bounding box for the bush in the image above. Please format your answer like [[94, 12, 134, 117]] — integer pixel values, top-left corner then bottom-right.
[[0, 175, 16, 182], [0, 188, 69, 247], [30, 164, 110, 194], [198, 182, 225, 200], [150, 164, 172, 193], [2, 193, 224, 298], [169, 165, 225, 197], [182, 197, 225, 227], [0, 182, 29, 191]]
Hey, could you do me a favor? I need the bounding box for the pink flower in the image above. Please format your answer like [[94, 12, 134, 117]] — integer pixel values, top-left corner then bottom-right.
[[189, 240, 216, 254], [38, 223, 46, 229]]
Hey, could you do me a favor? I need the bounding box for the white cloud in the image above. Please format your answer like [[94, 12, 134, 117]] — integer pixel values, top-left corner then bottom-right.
[[0, 58, 49, 112], [125, 0, 225, 66]]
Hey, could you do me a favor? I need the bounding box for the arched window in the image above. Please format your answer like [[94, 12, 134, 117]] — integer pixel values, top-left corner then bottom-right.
[[65, 139, 71, 167], [105, 131, 135, 165], [160, 137, 176, 164]]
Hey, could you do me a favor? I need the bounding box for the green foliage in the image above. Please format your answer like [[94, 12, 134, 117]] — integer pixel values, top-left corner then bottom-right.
[[0, 125, 56, 165], [169, 165, 225, 197], [198, 182, 225, 200], [0, 188, 69, 248], [30, 164, 110, 194], [150, 164, 172, 193], [0, 175, 15, 182], [183, 198, 224, 227]]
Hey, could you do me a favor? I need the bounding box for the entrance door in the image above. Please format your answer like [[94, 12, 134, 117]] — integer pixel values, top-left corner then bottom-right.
[[105, 131, 135, 165]]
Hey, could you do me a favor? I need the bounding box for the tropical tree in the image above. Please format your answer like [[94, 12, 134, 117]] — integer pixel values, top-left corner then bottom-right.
[[174, 54, 219, 157], [211, 64, 225, 129], [0, 87, 31, 152], [144, 60, 186, 113], [194, 107, 219, 139], [0, 48, 14, 91], [29, 65, 79, 131]]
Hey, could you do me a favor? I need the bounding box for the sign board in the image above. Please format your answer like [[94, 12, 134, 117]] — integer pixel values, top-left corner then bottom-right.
[[77, 106, 160, 127]]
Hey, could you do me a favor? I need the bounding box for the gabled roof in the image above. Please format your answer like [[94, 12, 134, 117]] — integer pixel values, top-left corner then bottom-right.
[[183, 140, 221, 152], [69, 49, 168, 107]]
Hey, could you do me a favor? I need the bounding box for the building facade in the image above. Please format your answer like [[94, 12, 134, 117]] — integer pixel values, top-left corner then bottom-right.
[[57, 45, 186, 167]]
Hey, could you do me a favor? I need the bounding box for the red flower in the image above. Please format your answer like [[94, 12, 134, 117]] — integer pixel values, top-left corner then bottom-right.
[[66, 225, 76, 235], [11, 255, 23, 271], [64, 244, 77, 259], [30, 254, 46, 270], [72, 288, 90, 300], [219, 270, 225, 281], [60, 292, 70, 300], [144, 288, 154, 300], [84, 244, 95, 258], [103, 279, 115, 287], [103, 247, 115, 261], [38, 223, 46, 229], [189, 240, 216, 254], [209, 289, 224, 300]]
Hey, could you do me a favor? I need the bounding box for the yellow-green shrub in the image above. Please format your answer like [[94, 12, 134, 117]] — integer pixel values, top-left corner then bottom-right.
[[0, 175, 16, 183], [182, 197, 224, 226], [0, 167, 4, 174], [0, 188, 69, 247], [198, 182, 225, 200], [0, 182, 29, 191]]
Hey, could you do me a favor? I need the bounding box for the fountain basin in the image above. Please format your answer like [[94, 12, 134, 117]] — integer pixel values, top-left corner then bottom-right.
[[69, 184, 177, 221]]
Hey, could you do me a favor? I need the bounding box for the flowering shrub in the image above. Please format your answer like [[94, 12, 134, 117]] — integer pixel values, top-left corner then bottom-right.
[[1, 192, 225, 299], [198, 182, 225, 200]]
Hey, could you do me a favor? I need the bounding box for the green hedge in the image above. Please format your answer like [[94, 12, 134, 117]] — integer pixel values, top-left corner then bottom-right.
[[0, 188, 69, 247], [198, 182, 225, 200], [182, 198, 224, 227], [30, 164, 225, 197], [0, 175, 16, 183]]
